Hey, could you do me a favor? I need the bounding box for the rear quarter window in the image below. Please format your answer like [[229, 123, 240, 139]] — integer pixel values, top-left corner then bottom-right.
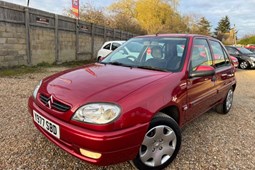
[[103, 43, 111, 50]]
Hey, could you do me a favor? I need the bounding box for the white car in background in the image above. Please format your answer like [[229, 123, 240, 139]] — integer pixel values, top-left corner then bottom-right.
[[97, 41, 126, 61]]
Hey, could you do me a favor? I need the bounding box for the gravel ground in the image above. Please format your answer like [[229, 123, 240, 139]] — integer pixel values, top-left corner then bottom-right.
[[0, 67, 255, 170]]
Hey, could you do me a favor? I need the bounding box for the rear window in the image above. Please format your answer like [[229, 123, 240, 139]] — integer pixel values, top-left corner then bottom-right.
[[103, 43, 111, 50]]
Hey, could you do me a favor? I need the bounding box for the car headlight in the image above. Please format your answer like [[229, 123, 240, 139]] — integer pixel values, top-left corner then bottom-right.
[[33, 80, 42, 99], [250, 57, 255, 61], [72, 103, 121, 124]]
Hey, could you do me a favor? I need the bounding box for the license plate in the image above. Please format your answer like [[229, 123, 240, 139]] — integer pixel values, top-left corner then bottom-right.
[[33, 110, 60, 139]]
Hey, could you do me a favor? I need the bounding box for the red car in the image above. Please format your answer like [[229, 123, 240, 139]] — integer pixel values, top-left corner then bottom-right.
[[28, 34, 236, 170], [245, 45, 255, 53]]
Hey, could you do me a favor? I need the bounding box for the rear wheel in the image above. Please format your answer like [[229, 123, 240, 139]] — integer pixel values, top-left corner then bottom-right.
[[239, 61, 249, 69], [215, 87, 234, 114], [132, 113, 181, 170]]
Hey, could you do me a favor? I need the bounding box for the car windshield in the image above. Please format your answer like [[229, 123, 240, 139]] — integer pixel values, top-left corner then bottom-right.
[[237, 47, 253, 54], [101, 37, 188, 72]]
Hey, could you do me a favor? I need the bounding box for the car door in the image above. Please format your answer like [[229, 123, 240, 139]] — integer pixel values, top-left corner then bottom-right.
[[210, 40, 235, 101], [98, 42, 112, 57], [186, 38, 217, 122]]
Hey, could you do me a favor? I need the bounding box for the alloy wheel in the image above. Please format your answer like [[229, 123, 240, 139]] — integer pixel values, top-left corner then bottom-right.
[[240, 61, 248, 69]]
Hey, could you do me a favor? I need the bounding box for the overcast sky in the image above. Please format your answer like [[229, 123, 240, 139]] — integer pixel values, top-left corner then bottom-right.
[[3, 0, 255, 38]]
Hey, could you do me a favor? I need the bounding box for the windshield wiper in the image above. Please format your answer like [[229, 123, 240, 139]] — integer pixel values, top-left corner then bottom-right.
[[135, 65, 168, 72], [107, 61, 132, 68]]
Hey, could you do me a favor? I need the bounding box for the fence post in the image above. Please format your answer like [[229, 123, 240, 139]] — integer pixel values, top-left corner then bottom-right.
[[91, 23, 95, 59], [113, 29, 116, 40], [25, 8, 31, 65], [54, 14, 59, 63], [75, 19, 79, 60], [103, 26, 106, 42]]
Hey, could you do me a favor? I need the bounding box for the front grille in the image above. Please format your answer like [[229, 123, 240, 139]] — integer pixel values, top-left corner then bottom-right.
[[39, 94, 70, 112]]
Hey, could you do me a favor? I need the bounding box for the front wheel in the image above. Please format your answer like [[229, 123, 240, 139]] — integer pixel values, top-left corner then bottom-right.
[[132, 113, 181, 170], [239, 61, 249, 69]]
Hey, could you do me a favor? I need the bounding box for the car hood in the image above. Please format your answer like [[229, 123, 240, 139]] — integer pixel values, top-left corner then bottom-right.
[[41, 63, 170, 110]]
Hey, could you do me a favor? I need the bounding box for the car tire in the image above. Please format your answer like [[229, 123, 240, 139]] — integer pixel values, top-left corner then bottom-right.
[[97, 56, 101, 62], [239, 61, 249, 69], [132, 113, 181, 170], [215, 87, 234, 114]]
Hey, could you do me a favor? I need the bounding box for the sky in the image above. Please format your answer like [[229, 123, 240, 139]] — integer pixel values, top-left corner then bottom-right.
[[3, 0, 255, 38]]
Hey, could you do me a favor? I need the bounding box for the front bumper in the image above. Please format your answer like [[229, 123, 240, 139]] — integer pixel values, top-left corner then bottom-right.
[[28, 97, 149, 166], [249, 61, 255, 68]]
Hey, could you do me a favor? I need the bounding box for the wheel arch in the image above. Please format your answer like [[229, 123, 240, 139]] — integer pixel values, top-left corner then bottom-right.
[[156, 105, 180, 125], [232, 83, 237, 91]]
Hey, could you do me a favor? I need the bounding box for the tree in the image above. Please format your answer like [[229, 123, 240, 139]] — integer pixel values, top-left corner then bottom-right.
[[63, 0, 205, 35], [64, 2, 108, 25], [135, 0, 188, 34], [108, 0, 136, 18], [79, 3, 107, 25], [108, 0, 186, 34], [108, 13, 145, 34], [214, 16, 231, 41], [107, 0, 144, 34], [197, 17, 211, 36], [169, 0, 180, 11], [238, 35, 255, 45], [215, 16, 230, 35]]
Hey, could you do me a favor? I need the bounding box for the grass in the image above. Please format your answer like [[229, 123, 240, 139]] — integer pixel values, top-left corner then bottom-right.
[[0, 66, 43, 77], [0, 60, 95, 77]]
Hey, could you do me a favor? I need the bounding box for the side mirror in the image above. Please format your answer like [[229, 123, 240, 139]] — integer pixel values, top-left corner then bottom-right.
[[189, 65, 215, 78]]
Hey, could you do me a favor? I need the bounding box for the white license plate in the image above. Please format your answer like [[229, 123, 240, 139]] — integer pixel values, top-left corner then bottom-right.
[[33, 110, 60, 139]]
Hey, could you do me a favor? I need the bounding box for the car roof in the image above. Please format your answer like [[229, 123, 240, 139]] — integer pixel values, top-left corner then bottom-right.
[[246, 46, 255, 48], [225, 46, 242, 48], [135, 34, 214, 39], [104, 40, 126, 44]]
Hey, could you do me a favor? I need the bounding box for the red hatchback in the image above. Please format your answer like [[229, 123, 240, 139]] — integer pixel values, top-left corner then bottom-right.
[[28, 34, 236, 170]]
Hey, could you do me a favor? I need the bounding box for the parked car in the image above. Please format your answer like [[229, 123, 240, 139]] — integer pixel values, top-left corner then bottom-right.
[[97, 41, 125, 61], [230, 55, 239, 68], [225, 46, 255, 69], [245, 46, 255, 53], [28, 34, 236, 170]]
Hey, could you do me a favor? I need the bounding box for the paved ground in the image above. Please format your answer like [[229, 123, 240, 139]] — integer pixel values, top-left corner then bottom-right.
[[0, 67, 254, 169]]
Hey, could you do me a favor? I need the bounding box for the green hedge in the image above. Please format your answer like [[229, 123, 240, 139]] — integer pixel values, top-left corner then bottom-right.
[[238, 36, 255, 45]]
